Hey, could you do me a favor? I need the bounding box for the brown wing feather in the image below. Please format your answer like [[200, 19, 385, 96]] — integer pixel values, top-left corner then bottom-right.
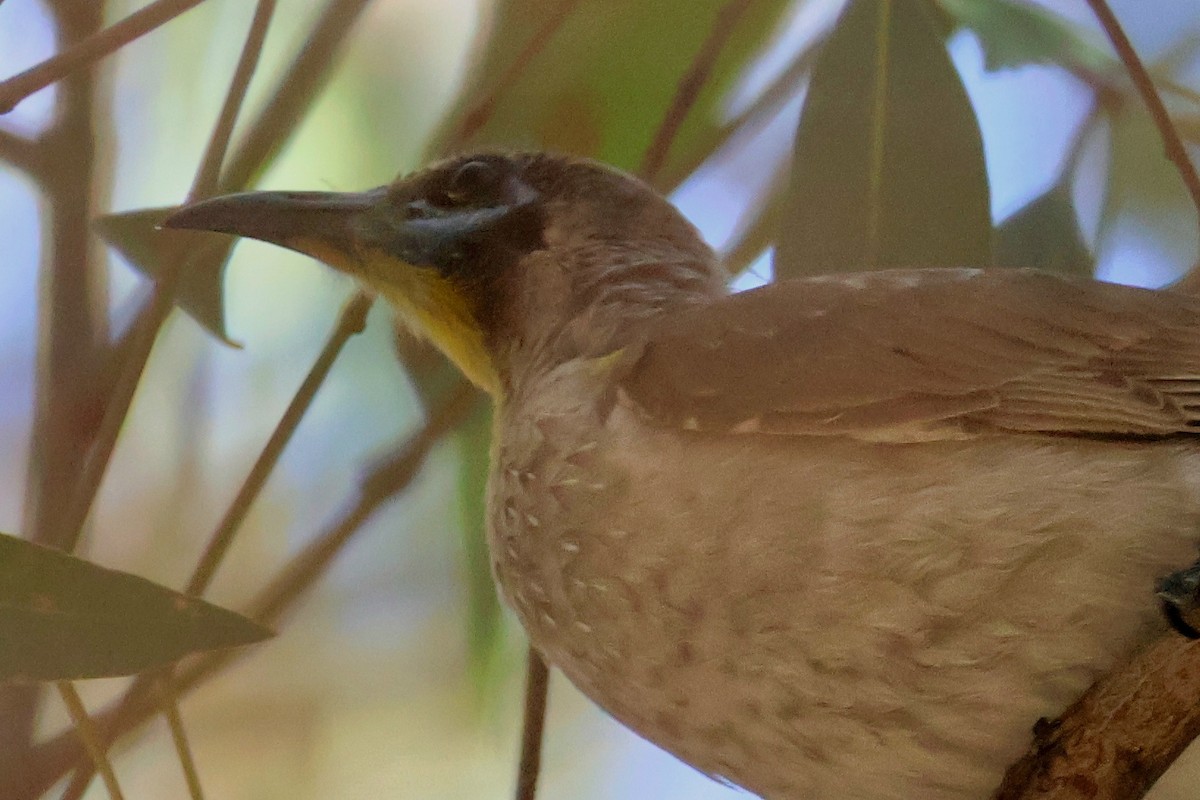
[[621, 268, 1200, 440]]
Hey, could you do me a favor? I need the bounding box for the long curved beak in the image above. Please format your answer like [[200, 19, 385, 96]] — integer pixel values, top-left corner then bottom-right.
[[163, 186, 526, 274], [163, 189, 387, 270]]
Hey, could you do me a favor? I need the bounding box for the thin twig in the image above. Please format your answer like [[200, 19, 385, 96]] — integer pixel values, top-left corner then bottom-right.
[[218, 0, 374, 193], [659, 44, 818, 192], [515, 648, 550, 800], [639, 0, 757, 185], [1060, 102, 1103, 187], [0, 128, 39, 173], [55, 683, 124, 800], [189, 0, 276, 200], [1083, 0, 1200, 226], [185, 291, 373, 596], [436, 0, 584, 156], [1, 0, 109, 778], [17, 384, 481, 800], [56, 0, 279, 558], [0, 0, 212, 114], [156, 675, 205, 800], [46, 4, 376, 795], [58, 290, 374, 798], [56, 310, 157, 556]]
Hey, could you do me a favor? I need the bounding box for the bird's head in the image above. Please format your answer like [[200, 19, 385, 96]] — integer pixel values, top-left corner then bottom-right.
[[165, 152, 725, 396]]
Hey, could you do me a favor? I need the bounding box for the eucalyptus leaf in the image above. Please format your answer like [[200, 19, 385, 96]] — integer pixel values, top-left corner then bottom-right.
[[937, 0, 1111, 74], [996, 185, 1093, 277], [0, 532, 271, 682], [432, 0, 792, 180], [95, 207, 240, 345], [777, 0, 992, 278]]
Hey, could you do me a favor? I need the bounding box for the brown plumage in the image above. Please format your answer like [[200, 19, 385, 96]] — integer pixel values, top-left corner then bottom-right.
[[166, 152, 1200, 799], [624, 267, 1200, 438]]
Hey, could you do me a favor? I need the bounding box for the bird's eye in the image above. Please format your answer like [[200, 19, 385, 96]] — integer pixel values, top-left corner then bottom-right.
[[441, 159, 500, 206]]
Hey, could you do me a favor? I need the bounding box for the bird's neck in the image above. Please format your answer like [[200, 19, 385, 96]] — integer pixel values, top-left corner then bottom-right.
[[494, 243, 727, 397]]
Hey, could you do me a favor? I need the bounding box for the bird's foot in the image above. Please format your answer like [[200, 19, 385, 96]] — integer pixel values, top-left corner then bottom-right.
[[1157, 560, 1200, 639]]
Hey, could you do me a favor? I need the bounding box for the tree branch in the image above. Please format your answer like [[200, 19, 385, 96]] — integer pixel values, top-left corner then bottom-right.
[[217, 0, 373, 194], [0, 0, 212, 114], [434, 0, 583, 156], [1082, 0, 1200, 234], [995, 633, 1200, 799], [515, 648, 550, 800], [639, 0, 757, 185], [0, 128, 40, 173], [0, 0, 109, 777]]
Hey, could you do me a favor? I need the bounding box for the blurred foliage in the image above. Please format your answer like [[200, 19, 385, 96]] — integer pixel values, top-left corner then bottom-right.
[[777, 0, 991, 276], [937, 0, 1111, 73], [455, 401, 501, 692], [95, 207, 240, 344], [1099, 109, 1200, 287], [0, 532, 268, 682], [432, 0, 793, 179], [996, 184, 1094, 277]]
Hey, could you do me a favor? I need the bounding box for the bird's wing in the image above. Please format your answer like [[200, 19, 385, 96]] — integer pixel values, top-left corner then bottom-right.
[[619, 268, 1200, 441]]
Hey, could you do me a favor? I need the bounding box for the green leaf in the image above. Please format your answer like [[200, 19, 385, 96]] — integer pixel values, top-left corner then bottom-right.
[[455, 403, 504, 696], [386, 337, 503, 693], [1096, 108, 1198, 285], [0, 532, 271, 682], [776, 0, 992, 278], [432, 0, 792, 180], [95, 207, 240, 345], [937, 0, 1111, 73], [996, 184, 1093, 277]]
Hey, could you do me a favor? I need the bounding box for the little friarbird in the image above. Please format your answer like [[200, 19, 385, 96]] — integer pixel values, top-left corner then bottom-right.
[[166, 152, 1200, 799]]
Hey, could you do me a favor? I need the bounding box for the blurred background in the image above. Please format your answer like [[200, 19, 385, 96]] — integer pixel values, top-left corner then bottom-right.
[[2, 0, 1200, 797]]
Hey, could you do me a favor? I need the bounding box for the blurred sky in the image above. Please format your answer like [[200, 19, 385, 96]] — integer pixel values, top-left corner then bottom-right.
[[2, 0, 1200, 798]]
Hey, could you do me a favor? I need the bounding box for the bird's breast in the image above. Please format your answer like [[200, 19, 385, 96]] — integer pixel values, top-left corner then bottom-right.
[[487, 379, 1200, 799]]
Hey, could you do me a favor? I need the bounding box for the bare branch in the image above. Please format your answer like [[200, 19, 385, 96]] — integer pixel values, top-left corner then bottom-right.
[[155, 677, 205, 800], [515, 649, 550, 800], [435, 0, 583, 156], [1, 0, 110, 776], [0, 128, 40, 173], [995, 633, 1200, 800], [1083, 0, 1200, 232], [639, 0, 757, 185], [217, 0, 373, 193], [185, 291, 373, 596], [188, 0, 276, 200], [55, 683, 124, 800], [0, 0, 212, 114]]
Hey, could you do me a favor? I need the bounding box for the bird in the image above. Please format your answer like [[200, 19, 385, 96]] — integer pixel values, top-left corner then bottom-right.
[[166, 151, 1200, 799]]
